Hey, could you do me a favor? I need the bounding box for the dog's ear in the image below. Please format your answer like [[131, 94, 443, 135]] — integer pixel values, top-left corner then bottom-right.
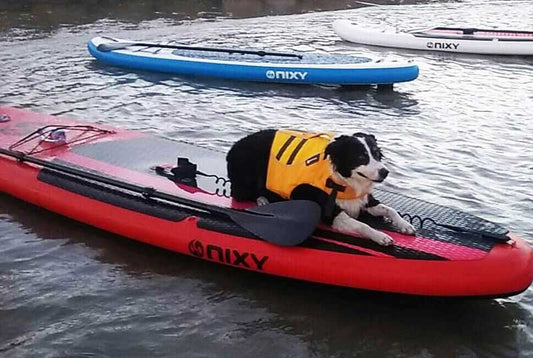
[[353, 132, 375, 140], [325, 136, 353, 178], [365, 134, 384, 160], [353, 133, 383, 160]]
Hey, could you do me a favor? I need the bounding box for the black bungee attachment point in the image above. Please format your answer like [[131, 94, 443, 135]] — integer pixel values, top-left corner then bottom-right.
[[154, 157, 199, 187], [154, 157, 231, 196]]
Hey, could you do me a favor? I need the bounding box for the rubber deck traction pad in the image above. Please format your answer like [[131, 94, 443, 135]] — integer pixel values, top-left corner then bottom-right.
[[371, 190, 508, 239], [313, 228, 447, 260]]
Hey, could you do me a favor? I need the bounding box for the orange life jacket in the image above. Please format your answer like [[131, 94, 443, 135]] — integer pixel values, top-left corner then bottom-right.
[[266, 130, 362, 200]]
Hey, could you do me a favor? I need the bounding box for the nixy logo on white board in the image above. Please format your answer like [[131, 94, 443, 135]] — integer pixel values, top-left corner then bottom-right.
[[426, 42, 460, 50], [266, 70, 308, 81]]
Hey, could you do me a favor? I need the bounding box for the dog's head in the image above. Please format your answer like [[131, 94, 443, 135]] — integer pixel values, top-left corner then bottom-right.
[[325, 132, 388, 184]]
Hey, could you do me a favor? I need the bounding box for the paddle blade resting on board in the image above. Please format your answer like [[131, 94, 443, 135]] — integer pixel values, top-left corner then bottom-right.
[[229, 200, 322, 246]]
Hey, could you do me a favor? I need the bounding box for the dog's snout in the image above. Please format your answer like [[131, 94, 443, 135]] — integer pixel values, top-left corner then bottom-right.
[[379, 168, 389, 180]]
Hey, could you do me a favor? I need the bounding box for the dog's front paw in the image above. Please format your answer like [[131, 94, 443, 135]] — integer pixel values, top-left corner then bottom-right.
[[395, 219, 416, 235], [370, 231, 394, 246]]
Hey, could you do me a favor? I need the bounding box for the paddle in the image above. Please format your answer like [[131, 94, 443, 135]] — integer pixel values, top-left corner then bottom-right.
[[395, 213, 510, 243], [434, 223, 510, 243], [0, 148, 320, 246], [97, 41, 304, 59]]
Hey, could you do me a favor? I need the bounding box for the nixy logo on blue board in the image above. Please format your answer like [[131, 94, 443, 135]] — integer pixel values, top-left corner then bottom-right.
[[266, 70, 308, 80], [188, 240, 269, 271]]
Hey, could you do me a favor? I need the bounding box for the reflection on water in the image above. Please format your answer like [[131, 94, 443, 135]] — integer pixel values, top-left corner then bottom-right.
[[1, 0, 533, 356], [1, 0, 222, 32], [0, 0, 436, 41]]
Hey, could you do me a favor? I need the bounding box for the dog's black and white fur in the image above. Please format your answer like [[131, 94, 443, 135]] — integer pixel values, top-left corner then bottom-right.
[[226, 129, 415, 245]]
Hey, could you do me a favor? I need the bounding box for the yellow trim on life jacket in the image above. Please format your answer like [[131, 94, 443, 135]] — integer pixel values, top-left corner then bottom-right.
[[266, 130, 361, 200]]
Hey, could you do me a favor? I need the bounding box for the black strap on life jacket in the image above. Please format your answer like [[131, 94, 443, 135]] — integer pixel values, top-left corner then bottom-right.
[[274, 134, 311, 165], [324, 178, 347, 219]]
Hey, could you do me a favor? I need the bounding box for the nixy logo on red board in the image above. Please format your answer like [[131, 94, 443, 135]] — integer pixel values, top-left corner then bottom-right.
[[189, 240, 204, 257], [188, 240, 269, 271]]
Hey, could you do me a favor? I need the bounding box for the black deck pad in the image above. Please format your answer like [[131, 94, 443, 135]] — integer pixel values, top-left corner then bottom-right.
[[71, 136, 230, 195]]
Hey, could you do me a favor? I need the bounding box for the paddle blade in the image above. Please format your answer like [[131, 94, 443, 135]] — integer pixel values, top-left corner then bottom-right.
[[229, 200, 321, 246]]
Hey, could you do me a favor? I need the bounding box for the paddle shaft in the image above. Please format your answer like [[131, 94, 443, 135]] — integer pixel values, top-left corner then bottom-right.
[[97, 41, 303, 59]]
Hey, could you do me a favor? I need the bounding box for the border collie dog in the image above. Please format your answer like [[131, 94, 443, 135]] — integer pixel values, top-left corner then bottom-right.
[[226, 129, 415, 246]]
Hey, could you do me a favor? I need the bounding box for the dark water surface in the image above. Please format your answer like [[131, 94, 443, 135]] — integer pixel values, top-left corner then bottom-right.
[[1, 0, 533, 356]]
